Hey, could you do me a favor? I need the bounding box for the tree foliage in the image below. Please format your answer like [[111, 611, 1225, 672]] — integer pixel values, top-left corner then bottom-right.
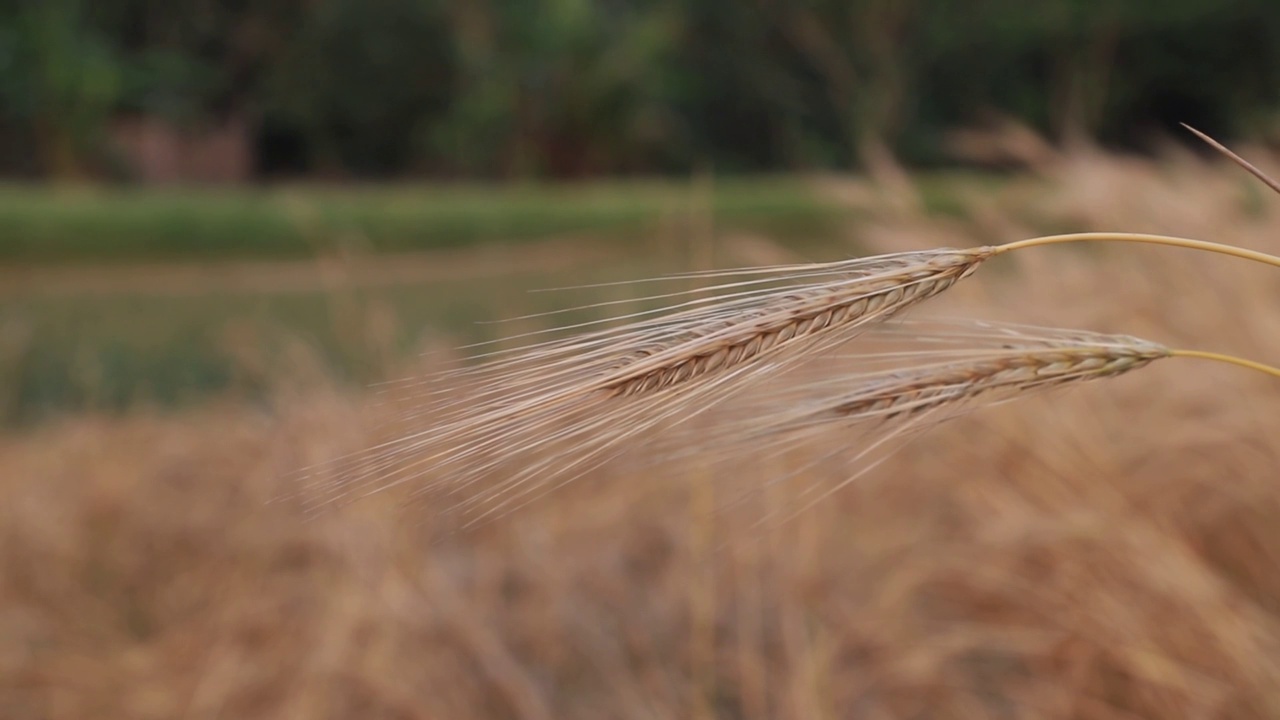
[[0, 0, 1278, 179]]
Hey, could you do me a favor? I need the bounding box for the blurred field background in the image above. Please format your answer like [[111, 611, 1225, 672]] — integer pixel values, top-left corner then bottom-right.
[[5, 1, 1280, 718]]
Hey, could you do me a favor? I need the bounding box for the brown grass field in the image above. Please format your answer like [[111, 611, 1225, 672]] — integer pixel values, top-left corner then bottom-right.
[[5, 147, 1280, 719]]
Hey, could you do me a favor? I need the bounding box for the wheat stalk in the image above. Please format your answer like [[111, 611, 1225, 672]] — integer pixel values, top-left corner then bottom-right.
[[294, 247, 996, 514], [596, 248, 993, 396], [726, 320, 1280, 437], [296, 231, 1280, 519], [290, 129, 1280, 521], [737, 322, 1171, 437], [424, 230, 1280, 417], [681, 319, 1280, 523], [817, 337, 1162, 422]]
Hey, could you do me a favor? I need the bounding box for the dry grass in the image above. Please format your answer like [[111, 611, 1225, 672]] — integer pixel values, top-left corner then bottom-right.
[[6, 148, 1280, 718]]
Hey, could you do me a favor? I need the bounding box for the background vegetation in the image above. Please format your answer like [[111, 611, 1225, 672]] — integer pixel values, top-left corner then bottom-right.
[[2, 0, 1280, 182], [3, 0, 1278, 420], [8, 154, 1280, 719], [6, 6, 1280, 717]]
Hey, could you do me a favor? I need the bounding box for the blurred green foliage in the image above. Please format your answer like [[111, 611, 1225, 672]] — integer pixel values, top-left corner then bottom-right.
[[1, 0, 1278, 180], [0, 174, 868, 421], [0, 177, 851, 262]]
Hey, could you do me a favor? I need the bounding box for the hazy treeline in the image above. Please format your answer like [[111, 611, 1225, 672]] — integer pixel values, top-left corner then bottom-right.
[[2, 0, 1278, 180]]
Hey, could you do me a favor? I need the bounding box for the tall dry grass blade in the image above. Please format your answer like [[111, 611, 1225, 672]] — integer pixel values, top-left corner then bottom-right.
[[1181, 123, 1280, 197]]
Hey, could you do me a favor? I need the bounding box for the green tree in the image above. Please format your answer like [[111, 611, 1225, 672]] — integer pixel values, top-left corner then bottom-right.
[[0, 0, 121, 179], [431, 0, 686, 178], [262, 0, 454, 176]]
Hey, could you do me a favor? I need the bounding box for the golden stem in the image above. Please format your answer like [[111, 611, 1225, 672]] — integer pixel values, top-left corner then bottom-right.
[[992, 232, 1280, 270], [1170, 349, 1280, 381]]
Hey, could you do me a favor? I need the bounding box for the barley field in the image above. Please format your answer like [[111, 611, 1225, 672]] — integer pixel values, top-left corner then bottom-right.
[[5, 147, 1280, 719]]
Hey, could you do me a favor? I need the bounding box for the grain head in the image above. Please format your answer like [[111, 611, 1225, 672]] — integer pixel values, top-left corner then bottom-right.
[[296, 247, 996, 520]]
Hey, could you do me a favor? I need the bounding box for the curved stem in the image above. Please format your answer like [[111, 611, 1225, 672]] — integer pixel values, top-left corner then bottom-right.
[[1170, 349, 1280, 381], [991, 232, 1280, 270]]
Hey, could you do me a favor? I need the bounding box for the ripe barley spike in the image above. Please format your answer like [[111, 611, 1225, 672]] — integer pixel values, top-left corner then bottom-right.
[[298, 228, 1280, 522], [689, 319, 1280, 525]]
